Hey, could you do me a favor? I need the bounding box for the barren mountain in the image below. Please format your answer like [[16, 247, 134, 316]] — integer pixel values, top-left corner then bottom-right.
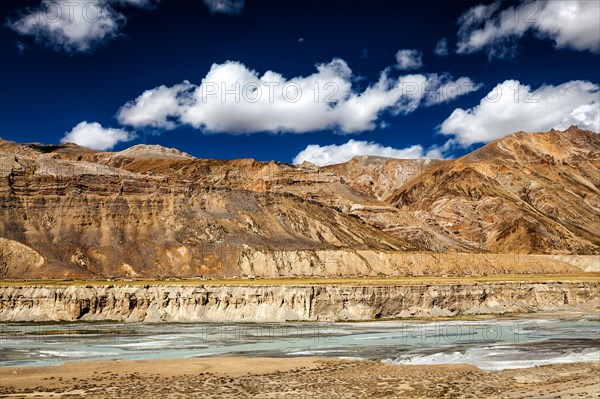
[[387, 126, 600, 254], [0, 126, 598, 279]]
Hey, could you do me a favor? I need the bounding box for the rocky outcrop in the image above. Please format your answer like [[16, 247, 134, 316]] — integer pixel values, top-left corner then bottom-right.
[[0, 238, 44, 277], [1, 282, 598, 322]]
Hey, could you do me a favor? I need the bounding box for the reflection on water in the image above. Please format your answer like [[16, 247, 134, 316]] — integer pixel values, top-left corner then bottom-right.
[[1, 314, 599, 370]]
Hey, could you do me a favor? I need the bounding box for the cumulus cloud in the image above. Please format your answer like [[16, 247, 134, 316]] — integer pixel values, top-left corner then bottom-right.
[[9, 0, 123, 53], [293, 140, 441, 165], [116, 82, 194, 129], [7, 0, 158, 53], [395, 49, 423, 70], [434, 38, 449, 57], [202, 0, 244, 15], [440, 79, 600, 146], [61, 121, 135, 150], [457, 0, 600, 58], [8, 0, 243, 53], [118, 58, 479, 134]]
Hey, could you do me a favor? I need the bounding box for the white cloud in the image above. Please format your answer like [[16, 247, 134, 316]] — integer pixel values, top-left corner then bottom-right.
[[395, 49, 423, 70], [8, 0, 158, 53], [440, 79, 600, 146], [118, 59, 479, 134], [61, 121, 135, 150], [458, 2, 502, 35], [293, 139, 440, 165], [434, 38, 448, 57], [457, 0, 600, 58], [117, 82, 195, 129], [202, 0, 244, 15]]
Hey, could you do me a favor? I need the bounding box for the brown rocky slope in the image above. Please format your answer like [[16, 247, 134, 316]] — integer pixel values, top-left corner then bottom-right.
[[0, 126, 598, 279], [387, 126, 600, 254]]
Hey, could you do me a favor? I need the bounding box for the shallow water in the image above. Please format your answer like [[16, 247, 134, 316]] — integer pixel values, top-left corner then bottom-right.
[[1, 314, 599, 371]]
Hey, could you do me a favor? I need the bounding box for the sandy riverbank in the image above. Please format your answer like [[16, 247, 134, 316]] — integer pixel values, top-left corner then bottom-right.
[[1, 357, 598, 398]]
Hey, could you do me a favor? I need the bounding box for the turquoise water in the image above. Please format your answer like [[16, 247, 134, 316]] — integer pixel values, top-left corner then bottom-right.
[[1, 314, 599, 371]]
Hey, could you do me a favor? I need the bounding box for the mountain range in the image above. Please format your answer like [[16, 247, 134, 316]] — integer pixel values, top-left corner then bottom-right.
[[0, 126, 598, 279]]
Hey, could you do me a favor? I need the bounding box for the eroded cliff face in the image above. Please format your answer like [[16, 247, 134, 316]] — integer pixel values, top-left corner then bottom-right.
[[237, 251, 586, 277], [0, 153, 405, 279], [1, 282, 598, 322]]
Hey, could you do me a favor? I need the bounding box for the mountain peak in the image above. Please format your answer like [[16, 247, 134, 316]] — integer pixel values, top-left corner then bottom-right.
[[114, 144, 196, 160], [462, 126, 598, 163]]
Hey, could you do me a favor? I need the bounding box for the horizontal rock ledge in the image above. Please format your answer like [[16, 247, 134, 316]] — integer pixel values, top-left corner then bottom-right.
[[1, 282, 598, 322]]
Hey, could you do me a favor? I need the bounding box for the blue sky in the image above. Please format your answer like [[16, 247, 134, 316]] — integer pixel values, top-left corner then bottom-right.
[[1, 0, 598, 164]]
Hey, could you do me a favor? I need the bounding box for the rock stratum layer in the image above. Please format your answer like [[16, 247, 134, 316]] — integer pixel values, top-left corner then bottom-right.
[[1, 282, 598, 322], [0, 126, 599, 279]]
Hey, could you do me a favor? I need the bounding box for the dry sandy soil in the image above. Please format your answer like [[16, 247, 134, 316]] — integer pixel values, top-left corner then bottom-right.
[[1, 357, 598, 398]]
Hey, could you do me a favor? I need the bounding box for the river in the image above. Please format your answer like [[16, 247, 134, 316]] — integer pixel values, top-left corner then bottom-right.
[[1, 313, 598, 371]]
